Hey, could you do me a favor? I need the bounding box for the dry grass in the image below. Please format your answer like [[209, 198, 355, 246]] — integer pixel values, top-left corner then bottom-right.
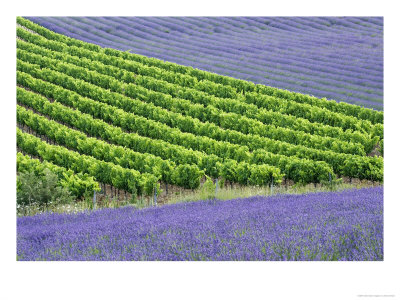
[[17, 179, 382, 216]]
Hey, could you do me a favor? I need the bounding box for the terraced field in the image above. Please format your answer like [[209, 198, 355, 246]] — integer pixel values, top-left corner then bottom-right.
[[16, 17, 383, 202], [25, 16, 384, 109]]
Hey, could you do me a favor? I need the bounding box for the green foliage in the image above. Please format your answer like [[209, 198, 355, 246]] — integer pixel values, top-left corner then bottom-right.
[[83, 192, 95, 210], [142, 175, 161, 196], [172, 164, 204, 189], [17, 33, 369, 147], [320, 175, 343, 191], [16, 44, 370, 156], [17, 105, 177, 192], [17, 65, 382, 181], [17, 128, 157, 196], [16, 77, 283, 185], [248, 164, 282, 186], [17, 168, 74, 206], [217, 178, 225, 189], [17, 152, 100, 198], [14, 19, 384, 187], [17, 16, 383, 126], [200, 176, 216, 200]]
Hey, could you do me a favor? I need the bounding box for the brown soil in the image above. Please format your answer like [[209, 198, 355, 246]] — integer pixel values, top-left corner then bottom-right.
[[17, 23, 38, 35], [368, 143, 382, 157]]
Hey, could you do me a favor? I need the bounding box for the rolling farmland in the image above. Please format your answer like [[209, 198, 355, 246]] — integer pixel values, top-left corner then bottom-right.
[[16, 16, 384, 262], [25, 16, 383, 110]]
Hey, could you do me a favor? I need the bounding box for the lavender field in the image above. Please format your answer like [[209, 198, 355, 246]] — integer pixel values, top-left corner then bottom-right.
[[26, 17, 383, 109], [17, 187, 383, 261]]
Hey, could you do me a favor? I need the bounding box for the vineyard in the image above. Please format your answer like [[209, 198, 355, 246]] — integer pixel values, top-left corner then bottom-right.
[[16, 17, 384, 204], [25, 17, 383, 110]]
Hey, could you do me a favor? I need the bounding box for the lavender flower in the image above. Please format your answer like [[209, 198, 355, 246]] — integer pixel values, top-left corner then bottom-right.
[[25, 17, 383, 109], [17, 187, 383, 261]]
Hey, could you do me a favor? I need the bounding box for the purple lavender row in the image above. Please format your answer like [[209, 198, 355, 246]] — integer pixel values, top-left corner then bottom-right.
[[34, 15, 383, 98], [116, 16, 383, 76], [29, 17, 381, 106], [263, 17, 382, 36], [31, 16, 383, 82], [28, 18, 381, 107], [30, 15, 382, 85], [178, 16, 381, 51], [234, 16, 383, 35], [119, 17, 383, 90], [240, 16, 383, 41], [210, 16, 382, 53], [47, 15, 384, 72], [68, 15, 382, 87], [17, 187, 383, 261], [163, 16, 383, 67], [254, 17, 382, 42], [25, 17, 383, 109]]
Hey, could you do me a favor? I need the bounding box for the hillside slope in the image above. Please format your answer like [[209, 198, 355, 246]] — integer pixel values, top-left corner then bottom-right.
[[25, 16, 383, 110], [16, 17, 383, 200]]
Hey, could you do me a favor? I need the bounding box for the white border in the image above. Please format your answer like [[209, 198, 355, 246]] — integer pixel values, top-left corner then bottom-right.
[[1, 1, 399, 299]]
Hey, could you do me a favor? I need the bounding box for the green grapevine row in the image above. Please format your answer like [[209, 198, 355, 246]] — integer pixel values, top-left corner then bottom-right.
[[17, 72, 332, 184], [17, 128, 159, 195], [17, 70, 382, 182], [16, 17, 383, 125], [17, 58, 372, 170], [17, 41, 379, 154], [242, 92, 383, 139], [104, 46, 384, 125], [15, 24, 383, 133], [16, 47, 367, 156], [17, 41, 378, 152], [17, 87, 285, 186], [17, 152, 100, 198], [17, 105, 207, 189], [253, 85, 383, 124]]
